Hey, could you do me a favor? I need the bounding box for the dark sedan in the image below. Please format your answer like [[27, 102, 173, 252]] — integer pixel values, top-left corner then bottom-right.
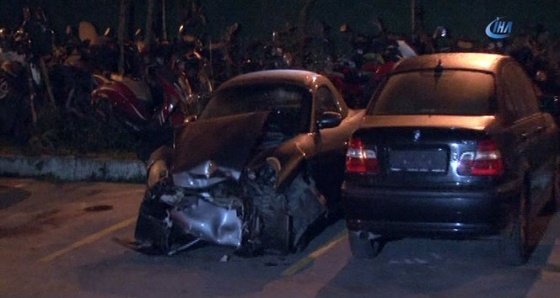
[[342, 53, 560, 265], [132, 69, 364, 256]]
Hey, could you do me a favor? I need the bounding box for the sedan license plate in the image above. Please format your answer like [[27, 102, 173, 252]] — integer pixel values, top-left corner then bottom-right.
[[388, 148, 448, 173]]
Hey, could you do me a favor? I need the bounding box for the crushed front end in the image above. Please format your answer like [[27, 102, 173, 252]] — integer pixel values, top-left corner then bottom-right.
[[132, 112, 324, 256], [133, 158, 297, 256]]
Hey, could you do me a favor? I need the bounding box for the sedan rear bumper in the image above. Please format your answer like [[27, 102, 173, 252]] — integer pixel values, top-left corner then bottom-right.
[[342, 181, 520, 239]]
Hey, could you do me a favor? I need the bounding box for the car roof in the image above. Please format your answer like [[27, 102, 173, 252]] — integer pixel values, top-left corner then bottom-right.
[[391, 52, 510, 74], [216, 69, 330, 90]]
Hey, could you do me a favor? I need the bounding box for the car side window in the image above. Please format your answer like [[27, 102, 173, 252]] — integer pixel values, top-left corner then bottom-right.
[[315, 86, 340, 120], [502, 63, 539, 120]]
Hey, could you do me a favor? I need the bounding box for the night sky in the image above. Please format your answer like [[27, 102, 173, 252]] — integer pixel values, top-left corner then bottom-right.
[[0, 0, 558, 44]]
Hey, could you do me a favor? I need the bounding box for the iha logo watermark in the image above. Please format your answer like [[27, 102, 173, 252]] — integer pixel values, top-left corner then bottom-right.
[[485, 17, 513, 39]]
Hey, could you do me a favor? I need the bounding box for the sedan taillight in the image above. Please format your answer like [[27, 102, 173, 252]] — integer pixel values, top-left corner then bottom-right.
[[457, 139, 504, 176], [345, 137, 379, 174]]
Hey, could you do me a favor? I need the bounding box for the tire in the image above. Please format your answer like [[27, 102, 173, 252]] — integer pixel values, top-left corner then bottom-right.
[[554, 165, 560, 210], [92, 97, 113, 123], [348, 231, 384, 259], [242, 166, 326, 255], [500, 184, 530, 266], [541, 169, 560, 216], [93, 98, 138, 133], [286, 173, 327, 252], [544, 160, 560, 215]]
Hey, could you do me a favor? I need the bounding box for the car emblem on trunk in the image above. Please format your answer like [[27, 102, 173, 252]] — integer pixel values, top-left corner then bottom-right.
[[413, 130, 421, 142]]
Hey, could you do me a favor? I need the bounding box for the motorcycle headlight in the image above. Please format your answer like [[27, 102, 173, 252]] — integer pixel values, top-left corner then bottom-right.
[[536, 70, 547, 82], [168, 95, 179, 110]]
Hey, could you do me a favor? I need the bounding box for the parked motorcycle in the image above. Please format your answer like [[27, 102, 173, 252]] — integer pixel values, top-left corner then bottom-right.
[[324, 29, 415, 109], [238, 27, 296, 74], [0, 28, 31, 141], [0, 7, 56, 144], [262, 28, 296, 70], [202, 22, 240, 85], [172, 30, 214, 115], [50, 26, 99, 120], [91, 63, 193, 161]]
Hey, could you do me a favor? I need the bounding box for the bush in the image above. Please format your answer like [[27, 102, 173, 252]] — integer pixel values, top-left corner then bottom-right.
[[4, 103, 140, 159]]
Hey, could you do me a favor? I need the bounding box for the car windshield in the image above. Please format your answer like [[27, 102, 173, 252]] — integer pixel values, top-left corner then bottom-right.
[[199, 83, 312, 135], [368, 70, 496, 116]]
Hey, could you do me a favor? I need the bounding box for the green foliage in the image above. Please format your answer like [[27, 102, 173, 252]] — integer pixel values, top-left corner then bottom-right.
[[22, 104, 139, 159]]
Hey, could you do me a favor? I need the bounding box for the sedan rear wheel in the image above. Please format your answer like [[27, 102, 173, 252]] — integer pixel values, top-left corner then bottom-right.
[[500, 185, 530, 266], [348, 231, 384, 259], [549, 160, 560, 212], [542, 159, 560, 215]]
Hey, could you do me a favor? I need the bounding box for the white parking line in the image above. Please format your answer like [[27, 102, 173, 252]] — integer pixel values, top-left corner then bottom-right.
[[38, 217, 136, 263]]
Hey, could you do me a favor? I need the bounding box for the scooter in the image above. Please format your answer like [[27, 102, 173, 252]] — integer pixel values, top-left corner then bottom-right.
[[91, 64, 191, 131], [86, 19, 192, 133], [325, 34, 416, 109], [91, 63, 193, 161]]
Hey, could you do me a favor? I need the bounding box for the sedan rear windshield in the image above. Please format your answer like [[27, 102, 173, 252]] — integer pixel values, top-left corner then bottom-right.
[[368, 70, 496, 116]]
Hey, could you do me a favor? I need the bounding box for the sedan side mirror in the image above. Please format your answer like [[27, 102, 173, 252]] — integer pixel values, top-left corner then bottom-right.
[[317, 111, 343, 129]]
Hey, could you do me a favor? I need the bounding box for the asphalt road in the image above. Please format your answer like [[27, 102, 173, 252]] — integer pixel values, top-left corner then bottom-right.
[[1, 178, 560, 298]]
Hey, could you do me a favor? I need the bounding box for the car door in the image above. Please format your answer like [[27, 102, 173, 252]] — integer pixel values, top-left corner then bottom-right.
[[308, 85, 351, 202], [501, 61, 558, 212]]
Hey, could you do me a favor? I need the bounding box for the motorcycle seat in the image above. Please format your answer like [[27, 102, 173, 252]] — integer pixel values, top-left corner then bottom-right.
[[111, 74, 152, 102]]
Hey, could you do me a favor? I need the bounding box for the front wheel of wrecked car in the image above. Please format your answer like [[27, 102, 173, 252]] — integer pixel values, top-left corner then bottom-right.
[[243, 166, 327, 255], [287, 173, 330, 252]]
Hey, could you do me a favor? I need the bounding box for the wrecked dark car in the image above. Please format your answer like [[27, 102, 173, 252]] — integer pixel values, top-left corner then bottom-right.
[[131, 69, 365, 256]]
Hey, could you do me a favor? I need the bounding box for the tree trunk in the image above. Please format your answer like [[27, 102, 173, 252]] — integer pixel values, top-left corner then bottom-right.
[[145, 0, 155, 54], [118, 0, 130, 75], [296, 0, 317, 67], [162, 0, 167, 41]]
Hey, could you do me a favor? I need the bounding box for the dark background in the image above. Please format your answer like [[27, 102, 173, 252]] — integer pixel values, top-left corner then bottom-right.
[[1, 0, 559, 49]]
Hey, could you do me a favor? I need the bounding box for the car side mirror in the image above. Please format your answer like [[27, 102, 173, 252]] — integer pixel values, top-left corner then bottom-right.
[[316, 111, 342, 129]]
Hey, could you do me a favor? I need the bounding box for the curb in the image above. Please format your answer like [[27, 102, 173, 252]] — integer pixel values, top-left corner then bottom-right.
[[0, 155, 146, 183]]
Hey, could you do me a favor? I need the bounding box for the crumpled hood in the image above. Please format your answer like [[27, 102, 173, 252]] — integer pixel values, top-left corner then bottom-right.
[[172, 111, 269, 188]]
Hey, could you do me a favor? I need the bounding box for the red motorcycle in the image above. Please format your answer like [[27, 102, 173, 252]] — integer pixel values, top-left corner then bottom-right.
[[91, 65, 191, 132], [326, 39, 415, 109], [90, 63, 193, 161]]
